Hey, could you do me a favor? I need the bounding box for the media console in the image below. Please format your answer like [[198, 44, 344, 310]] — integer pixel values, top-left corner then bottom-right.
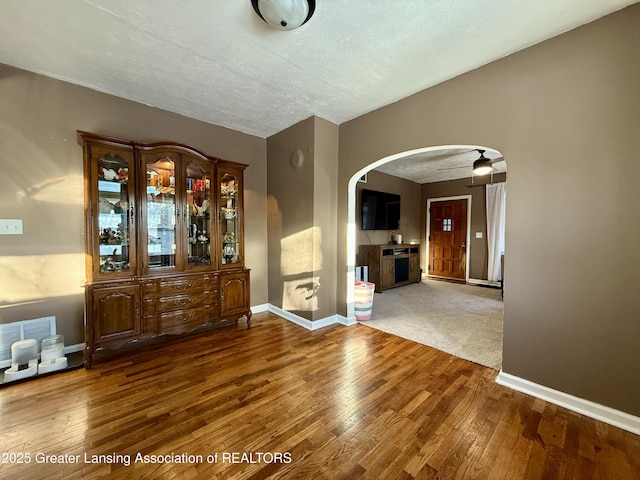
[[358, 244, 421, 293]]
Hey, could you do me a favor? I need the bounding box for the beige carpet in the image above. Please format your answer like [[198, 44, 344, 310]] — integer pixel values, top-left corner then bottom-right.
[[360, 279, 503, 370]]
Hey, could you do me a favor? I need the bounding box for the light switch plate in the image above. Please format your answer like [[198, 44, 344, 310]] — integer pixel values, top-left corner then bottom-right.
[[0, 219, 23, 234], [475, 232, 483, 239]]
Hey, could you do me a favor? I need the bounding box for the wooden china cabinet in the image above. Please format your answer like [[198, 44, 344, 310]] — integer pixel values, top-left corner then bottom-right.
[[80, 131, 251, 367]]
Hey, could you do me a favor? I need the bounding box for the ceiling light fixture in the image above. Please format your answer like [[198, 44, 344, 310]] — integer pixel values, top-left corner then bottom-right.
[[472, 150, 493, 175], [251, 0, 315, 30]]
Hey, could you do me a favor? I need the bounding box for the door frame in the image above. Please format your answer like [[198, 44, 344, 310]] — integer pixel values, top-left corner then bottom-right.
[[426, 195, 472, 283]]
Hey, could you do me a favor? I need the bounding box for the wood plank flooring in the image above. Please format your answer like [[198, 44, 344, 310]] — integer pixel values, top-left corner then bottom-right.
[[1, 312, 638, 479]]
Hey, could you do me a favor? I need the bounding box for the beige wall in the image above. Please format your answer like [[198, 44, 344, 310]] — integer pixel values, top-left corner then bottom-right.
[[267, 117, 315, 318], [313, 117, 339, 320], [337, 5, 640, 416], [266, 116, 339, 321], [0, 65, 268, 344], [355, 170, 422, 250]]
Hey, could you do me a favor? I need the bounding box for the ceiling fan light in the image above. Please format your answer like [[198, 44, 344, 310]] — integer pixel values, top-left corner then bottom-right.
[[473, 159, 492, 175], [251, 0, 315, 30]]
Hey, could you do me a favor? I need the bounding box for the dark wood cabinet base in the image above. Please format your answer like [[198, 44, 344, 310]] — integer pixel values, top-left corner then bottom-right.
[[83, 311, 251, 368], [84, 269, 251, 368]]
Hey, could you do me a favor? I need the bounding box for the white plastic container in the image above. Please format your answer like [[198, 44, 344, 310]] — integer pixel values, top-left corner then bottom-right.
[[3, 339, 39, 382], [41, 335, 65, 362], [38, 335, 68, 374], [13, 338, 37, 365]]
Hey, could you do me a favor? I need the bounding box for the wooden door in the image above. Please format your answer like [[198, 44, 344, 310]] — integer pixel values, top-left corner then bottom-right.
[[428, 199, 467, 280]]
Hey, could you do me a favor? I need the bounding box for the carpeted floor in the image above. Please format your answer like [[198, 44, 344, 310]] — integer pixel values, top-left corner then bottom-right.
[[359, 279, 503, 370]]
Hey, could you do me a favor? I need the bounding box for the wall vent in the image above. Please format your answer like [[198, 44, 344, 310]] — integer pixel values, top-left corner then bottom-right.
[[0, 316, 56, 368]]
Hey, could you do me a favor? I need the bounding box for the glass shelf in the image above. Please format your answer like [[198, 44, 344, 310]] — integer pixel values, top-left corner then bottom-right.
[[146, 157, 176, 270], [220, 172, 240, 266], [186, 161, 212, 269], [97, 154, 131, 274]]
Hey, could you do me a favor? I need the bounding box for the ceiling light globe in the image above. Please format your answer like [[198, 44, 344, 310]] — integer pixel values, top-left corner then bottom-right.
[[252, 0, 313, 30]]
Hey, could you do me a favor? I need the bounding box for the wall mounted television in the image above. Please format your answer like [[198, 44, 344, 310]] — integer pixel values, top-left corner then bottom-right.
[[361, 189, 401, 230]]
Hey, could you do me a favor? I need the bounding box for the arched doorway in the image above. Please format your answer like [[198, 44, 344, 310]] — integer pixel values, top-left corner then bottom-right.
[[346, 145, 506, 367]]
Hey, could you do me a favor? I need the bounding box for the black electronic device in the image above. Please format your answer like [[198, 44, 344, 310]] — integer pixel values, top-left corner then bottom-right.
[[361, 189, 400, 230]]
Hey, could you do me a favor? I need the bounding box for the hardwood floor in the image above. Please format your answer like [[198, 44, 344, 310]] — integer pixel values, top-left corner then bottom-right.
[[1, 312, 638, 479]]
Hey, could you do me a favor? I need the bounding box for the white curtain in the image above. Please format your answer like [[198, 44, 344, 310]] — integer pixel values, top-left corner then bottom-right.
[[486, 182, 506, 282]]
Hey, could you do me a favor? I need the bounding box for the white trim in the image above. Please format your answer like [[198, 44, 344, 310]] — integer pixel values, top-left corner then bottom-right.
[[265, 304, 312, 329], [467, 278, 501, 287], [64, 343, 85, 355], [338, 314, 357, 326], [497, 371, 640, 436], [250, 303, 270, 314], [266, 304, 355, 330], [426, 195, 472, 283]]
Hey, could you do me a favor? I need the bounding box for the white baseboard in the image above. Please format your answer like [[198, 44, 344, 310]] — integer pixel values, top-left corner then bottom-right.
[[342, 315, 358, 326], [64, 343, 85, 355], [497, 371, 640, 436], [467, 278, 501, 287], [265, 304, 356, 330], [250, 303, 269, 314]]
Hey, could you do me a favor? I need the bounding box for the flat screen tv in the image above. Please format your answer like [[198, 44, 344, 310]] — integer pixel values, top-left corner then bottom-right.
[[361, 189, 400, 230]]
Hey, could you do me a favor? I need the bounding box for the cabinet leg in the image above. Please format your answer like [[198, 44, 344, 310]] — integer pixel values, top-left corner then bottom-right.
[[246, 311, 253, 328], [84, 344, 94, 369]]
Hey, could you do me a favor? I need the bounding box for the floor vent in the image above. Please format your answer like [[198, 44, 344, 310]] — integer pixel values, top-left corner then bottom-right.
[[0, 316, 56, 368]]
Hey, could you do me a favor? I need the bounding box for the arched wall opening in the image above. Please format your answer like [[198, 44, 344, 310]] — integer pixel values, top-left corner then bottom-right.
[[345, 144, 506, 320]]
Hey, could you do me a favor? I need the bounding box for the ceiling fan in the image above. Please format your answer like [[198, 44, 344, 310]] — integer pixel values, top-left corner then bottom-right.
[[437, 149, 504, 175]]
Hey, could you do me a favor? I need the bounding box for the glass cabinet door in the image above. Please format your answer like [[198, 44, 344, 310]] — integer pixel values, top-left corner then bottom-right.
[[94, 147, 135, 277], [145, 155, 177, 271], [219, 169, 242, 267], [185, 159, 212, 268]]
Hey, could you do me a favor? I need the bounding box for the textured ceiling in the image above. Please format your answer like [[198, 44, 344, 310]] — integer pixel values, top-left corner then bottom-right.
[[375, 148, 506, 184], [0, 0, 635, 182]]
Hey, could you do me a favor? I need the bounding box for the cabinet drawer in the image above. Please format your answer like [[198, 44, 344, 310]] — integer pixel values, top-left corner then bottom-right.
[[157, 278, 207, 296], [157, 291, 210, 313], [159, 308, 209, 335], [141, 281, 157, 297], [142, 298, 156, 316]]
